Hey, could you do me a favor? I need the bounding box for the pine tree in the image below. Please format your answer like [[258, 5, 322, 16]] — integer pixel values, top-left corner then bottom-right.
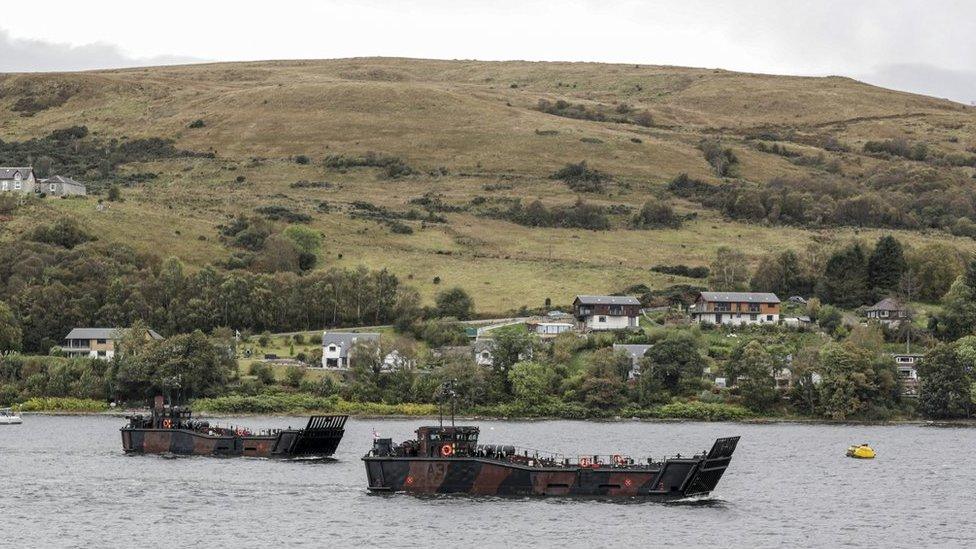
[[868, 235, 907, 297], [817, 243, 870, 308]]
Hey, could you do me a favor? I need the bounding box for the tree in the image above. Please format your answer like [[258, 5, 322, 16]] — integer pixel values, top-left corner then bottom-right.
[[488, 329, 537, 397], [935, 277, 976, 340], [709, 246, 749, 291], [35, 156, 53, 178], [817, 342, 899, 420], [816, 305, 843, 335], [641, 331, 706, 397], [867, 235, 906, 298], [282, 225, 322, 270], [750, 250, 813, 297], [508, 361, 555, 405], [435, 287, 474, 320], [284, 364, 306, 387], [817, 243, 869, 308], [729, 340, 778, 412], [917, 343, 973, 419], [909, 243, 963, 302], [0, 301, 23, 352]]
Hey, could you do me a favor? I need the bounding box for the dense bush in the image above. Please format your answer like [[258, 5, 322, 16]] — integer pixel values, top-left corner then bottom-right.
[[324, 152, 414, 178], [254, 205, 312, 224], [550, 161, 610, 193], [632, 199, 681, 229], [481, 197, 610, 230], [699, 139, 739, 177], [651, 264, 710, 278]]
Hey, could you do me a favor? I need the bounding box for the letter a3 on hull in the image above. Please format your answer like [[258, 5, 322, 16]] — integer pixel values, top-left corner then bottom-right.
[[363, 425, 740, 499]]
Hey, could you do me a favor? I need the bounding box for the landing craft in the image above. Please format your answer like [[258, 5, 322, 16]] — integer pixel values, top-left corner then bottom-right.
[[363, 383, 739, 499], [121, 396, 347, 458]]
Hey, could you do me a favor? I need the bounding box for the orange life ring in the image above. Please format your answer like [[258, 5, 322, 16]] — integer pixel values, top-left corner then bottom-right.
[[579, 457, 590, 467], [440, 444, 454, 457], [162, 419, 172, 429]]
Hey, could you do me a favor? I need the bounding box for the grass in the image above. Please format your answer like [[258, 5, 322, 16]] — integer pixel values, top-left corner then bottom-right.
[[2, 58, 976, 314]]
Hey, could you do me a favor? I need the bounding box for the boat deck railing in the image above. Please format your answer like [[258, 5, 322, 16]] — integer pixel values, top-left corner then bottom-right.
[[474, 444, 675, 469]]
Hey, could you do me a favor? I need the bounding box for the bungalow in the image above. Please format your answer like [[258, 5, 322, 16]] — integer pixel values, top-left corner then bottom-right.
[[525, 318, 574, 338], [613, 343, 652, 379], [572, 295, 641, 331], [690, 292, 781, 326], [63, 327, 163, 360], [892, 353, 923, 397], [866, 298, 909, 328], [40, 175, 87, 197], [0, 167, 37, 194]]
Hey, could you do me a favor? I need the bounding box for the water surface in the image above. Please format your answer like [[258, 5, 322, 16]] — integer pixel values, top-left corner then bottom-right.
[[1, 416, 973, 548]]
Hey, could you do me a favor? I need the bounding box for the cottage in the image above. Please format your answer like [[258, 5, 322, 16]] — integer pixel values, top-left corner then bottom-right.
[[612, 343, 653, 379], [473, 339, 494, 366], [41, 175, 87, 197], [866, 298, 909, 327], [63, 327, 163, 360], [0, 167, 37, 194], [525, 318, 574, 338], [690, 292, 781, 325], [892, 353, 923, 397], [572, 295, 641, 331]]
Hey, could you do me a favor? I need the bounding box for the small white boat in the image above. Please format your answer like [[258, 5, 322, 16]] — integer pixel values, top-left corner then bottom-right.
[[0, 408, 22, 425]]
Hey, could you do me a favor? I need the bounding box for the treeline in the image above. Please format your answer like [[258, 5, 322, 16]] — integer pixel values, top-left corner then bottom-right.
[[0, 327, 237, 405], [668, 166, 976, 234], [0, 236, 412, 354], [482, 197, 611, 230]]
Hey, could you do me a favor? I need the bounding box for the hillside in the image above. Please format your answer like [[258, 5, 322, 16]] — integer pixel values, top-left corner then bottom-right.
[[2, 57, 976, 313]]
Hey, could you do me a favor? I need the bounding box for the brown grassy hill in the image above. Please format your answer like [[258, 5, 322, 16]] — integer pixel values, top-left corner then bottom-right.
[[2, 58, 975, 313]]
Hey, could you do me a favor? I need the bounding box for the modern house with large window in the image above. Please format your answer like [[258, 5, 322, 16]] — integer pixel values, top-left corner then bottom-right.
[[63, 327, 163, 360], [572, 295, 641, 331], [690, 292, 781, 325]]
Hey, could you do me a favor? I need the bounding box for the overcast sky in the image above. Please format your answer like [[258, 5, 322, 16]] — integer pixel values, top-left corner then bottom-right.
[[2, 0, 974, 103]]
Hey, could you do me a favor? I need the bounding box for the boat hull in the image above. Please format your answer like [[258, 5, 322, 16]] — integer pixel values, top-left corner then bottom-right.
[[121, 415, 347, 458], [364, 436, 739, 499]]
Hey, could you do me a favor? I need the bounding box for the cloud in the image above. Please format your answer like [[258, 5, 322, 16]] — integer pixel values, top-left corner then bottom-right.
[[858, 64, 976, 106], [0, 29, 206, 72]]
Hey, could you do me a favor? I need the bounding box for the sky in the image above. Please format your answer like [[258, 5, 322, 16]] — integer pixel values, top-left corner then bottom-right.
[[1, 0, 974, 103]]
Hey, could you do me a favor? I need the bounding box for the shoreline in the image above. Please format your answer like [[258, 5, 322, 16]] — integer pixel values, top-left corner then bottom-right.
[[17, 409, 976, 427]]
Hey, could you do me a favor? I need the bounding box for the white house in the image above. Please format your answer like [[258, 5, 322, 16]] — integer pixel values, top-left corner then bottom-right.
[[892, 353, 922, 397], [320, 332, 407, 370], [572, 295, 642, 331], [0, 167, 37, 194]]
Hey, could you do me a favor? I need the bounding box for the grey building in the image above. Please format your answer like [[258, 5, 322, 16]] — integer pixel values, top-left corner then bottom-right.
[[613, 343, 653, 379], [41, 175, 87, 197]]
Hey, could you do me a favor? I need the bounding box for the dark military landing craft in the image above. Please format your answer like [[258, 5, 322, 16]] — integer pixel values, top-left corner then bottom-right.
[[122, 397, 347, 458], [364, 424, 739, 499]]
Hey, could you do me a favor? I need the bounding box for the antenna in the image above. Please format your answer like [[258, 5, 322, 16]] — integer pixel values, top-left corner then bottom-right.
[[437, 380, 458, 428]]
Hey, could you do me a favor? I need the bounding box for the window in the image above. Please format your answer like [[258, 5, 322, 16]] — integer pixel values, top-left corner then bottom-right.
[[598, 316, 606, 323], [96, 339, 106, 344], [2, 182, 8, 191], [50, 183, 57, 192], [748, 303, 761, 312], [766, 315, 773, 321], [97, 351, 107, 357], [328, 345, 337, 351], [713, 302, 731, 312], [13, 181, 21, 190], [750, 314, 757, 321]]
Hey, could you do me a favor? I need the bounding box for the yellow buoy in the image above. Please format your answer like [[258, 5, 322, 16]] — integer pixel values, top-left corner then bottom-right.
[[846, 444, 876, 459]]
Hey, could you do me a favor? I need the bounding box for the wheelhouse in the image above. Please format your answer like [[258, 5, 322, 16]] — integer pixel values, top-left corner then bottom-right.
[[415, 426, 479, 457]]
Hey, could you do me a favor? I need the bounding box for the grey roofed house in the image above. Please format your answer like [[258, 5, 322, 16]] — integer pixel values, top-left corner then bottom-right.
[[64, 327, 164, 340], [41, 175, 87, 196], [868, 297, 905, 311], [321, 332, 380, 357], [574, 295, 642, 305], [0, 167, 34, 180], [698, 292, 780, 304], [0, 167, 36, 193]]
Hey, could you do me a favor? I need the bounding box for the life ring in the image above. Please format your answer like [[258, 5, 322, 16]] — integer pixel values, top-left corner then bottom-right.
[[579, 457, 590, 467], [612, 454, 624, 465], [162, 419, 172, 429], [440, 444, 454, 457]]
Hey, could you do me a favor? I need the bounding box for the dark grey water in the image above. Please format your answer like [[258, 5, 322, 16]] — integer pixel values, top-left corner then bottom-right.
[[1, 416, 974, 548]]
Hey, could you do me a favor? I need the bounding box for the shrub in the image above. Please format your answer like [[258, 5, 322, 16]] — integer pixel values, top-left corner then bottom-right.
[[294, 155, 310, 165], [249, 363, 276, 385], [284, 365, 306, 387], [30, 218, 94, 249], [107, 185, 123, 202], [255, 205, 312, 223], [188, 119, 206, 129], [16, 397, 108, 412], [650, 264, 710, 278], [550, 161, 609, 193], [632, 199, 681, 229], [699, 139, 739, 177]]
